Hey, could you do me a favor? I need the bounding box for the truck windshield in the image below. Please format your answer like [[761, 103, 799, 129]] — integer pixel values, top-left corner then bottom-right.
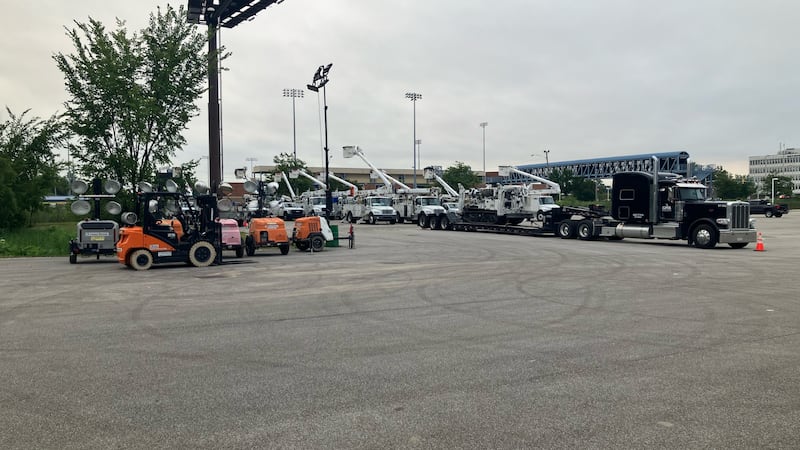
[[311, 197, 325, 205], [417, 197, 440, 206], [369, 197, 391, 206], [539, 197, 555, 205], [677, 187, 706, 201]]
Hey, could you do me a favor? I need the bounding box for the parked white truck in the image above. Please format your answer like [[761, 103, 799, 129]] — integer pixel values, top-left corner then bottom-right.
[[342, 195, 397, 224]]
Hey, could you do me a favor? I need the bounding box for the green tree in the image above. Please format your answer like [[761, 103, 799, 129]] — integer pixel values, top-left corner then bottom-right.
[[443, 161, 480, 190], [572, 178, 600, 201], [547, 168, 576, 196], [712, 168, 755, 199], [53, 5, 219, 193], [272, 152, 315, 198], [0, 109, 68, 229]]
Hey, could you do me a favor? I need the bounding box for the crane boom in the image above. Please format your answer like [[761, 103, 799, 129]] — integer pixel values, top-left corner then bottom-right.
[[499, 166, 561, 194]]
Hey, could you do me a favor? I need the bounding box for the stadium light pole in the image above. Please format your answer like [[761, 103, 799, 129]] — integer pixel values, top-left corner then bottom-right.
[[308, 63, 333, 221], [480, 122, 488, 184], [771, 177, 778, 204], [283, 88, 304, 163], [406, 92, 422, 188]]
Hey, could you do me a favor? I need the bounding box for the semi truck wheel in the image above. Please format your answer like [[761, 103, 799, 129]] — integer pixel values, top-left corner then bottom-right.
[[189, 241, 217, 267], [691, 224, 717, 249], [577, 221, 594, 240], [129, 249, 153, 270], [557, 221, 575, 239]]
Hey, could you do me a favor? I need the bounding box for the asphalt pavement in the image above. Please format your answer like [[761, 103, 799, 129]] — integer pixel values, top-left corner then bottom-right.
[[1, 213, 799, 449]]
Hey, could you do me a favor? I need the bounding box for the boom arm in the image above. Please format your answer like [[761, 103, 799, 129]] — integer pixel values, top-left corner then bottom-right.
[[380, 170, 412, 191], [280, 171, 297, 200], [423, 166, 458, 197], [327, 172, 358, 195], [296, 169, 327, 189], [342, 146, 394, 192], [499, 166, 561, 194]]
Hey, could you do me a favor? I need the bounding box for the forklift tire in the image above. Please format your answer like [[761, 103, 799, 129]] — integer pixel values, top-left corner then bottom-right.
[[129, 249, 154, 271], [310, 235, 325, 252], [235, 246, 244, 258], [279, 243, 290, 255], [245, 236, 256, 256], [557, 221, 575, 239], [189, 241, 217, 267], [69, 254, 77, 264], [577, 220, 595, 240]]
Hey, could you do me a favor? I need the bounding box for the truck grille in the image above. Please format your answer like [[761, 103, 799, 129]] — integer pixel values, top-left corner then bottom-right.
[[730, 202, 749, 229]]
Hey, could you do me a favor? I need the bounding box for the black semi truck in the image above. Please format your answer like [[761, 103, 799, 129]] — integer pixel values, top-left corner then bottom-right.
[[442, 158, 757, 250]]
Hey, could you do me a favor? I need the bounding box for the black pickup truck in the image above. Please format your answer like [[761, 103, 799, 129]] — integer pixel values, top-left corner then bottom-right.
[[748, 199, 789, 217]]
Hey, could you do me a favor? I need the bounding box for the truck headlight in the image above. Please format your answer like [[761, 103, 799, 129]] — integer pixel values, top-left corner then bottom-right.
[[716, 218, 729, 226], [749, 219, 757, 229]]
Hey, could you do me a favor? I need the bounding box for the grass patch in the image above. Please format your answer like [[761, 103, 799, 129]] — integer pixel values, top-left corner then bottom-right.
[[0, 223, 74, 257]]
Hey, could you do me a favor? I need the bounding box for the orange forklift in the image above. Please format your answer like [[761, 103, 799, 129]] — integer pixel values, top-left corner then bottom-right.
[[116, 182, 225, 270]]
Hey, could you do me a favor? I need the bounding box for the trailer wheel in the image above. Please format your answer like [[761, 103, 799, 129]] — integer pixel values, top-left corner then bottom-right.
[[557, 221, 575, 239], [577, 221, 595, 240], [279, 243, 290, 255], [310, 235, 325, 252], [691, 224, 717, 249], [69, 253, 77, 264], [439, 215, 451, 230], [129, 249, 153, 271], [418, 213, 430, 228], [189, 241, 217, 267], [245, 235, 256, 256]]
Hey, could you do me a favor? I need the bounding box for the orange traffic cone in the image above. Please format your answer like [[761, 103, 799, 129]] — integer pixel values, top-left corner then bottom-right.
[[754, 231, 765, 251]]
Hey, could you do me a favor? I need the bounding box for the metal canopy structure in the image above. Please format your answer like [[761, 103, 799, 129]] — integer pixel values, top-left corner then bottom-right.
[[514, 151, 692, 181], [188, 0, 284, 28]]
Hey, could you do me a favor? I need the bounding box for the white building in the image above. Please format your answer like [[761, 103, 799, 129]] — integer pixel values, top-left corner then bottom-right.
[[748, 148, 800, 194]]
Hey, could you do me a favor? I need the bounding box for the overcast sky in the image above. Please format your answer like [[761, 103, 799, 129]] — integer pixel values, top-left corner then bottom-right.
[[4, 0, 800, 181]]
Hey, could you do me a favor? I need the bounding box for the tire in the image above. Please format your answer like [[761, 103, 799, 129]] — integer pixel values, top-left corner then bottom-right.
[[245, 235, 256, 256], [235, 246, 244, 258], [310, 235, 325, 252], [283, 212, 289, 221], [389, 219, 397, 225], [557, 221, 575, 239], [279, 243, 290, 255], [418, 213, 430, 228], [439, 215, 451, 230], [368, 213, 376, 225], [577, 220, 594, 240], [296, 241, 309, 251], [189, 241, 217, 267], [691, 224, 717, 249], [129, 249, 153, 270], [729, 243, 748, 249], [69, 253, 77, 264], [775, 212, 783, 218], [765, 210, 773, 218], [536, 210, 545, 222], [397, 215, 404, 224], [346, 212, 355, 223]]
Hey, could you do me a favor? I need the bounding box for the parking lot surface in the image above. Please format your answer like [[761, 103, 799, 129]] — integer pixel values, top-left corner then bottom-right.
[[1, 215, 799, 448]]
